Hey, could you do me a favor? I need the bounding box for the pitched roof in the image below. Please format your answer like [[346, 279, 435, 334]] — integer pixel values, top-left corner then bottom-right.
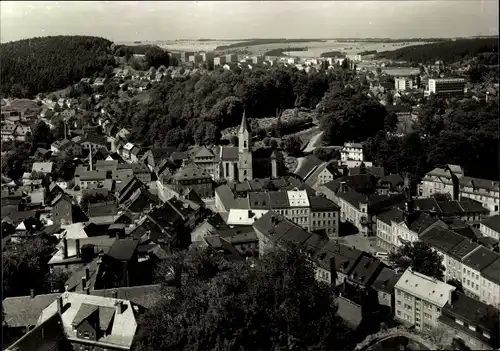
[[51, 193, 72, 206], [371, 267, 400, 293], [462, 246, 499, 272], [173, 163, 210, 180], [195, 146, 214, 158], [214, 184, 236, 210], [481, 258, 500, 285], [349, 255, 383, 287], [482, 215, 500, 233], [106, 239, 139, 261], [2, 293, 61, 328], [248, 192, 271, 209], [395, 268, 456, 307], [420, 227, 467, 254], [294, 155, 323, 180], [32, 162, 53, 173], [447, 240, 479, 261], [336, 297, 363, 330], [239, 109, 250, 134], [309, 195, 340, 212]]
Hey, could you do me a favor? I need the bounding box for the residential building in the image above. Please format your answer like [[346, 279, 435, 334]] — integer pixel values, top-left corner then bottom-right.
[[76, 170, 107, 189], [213, 56, 226, 66], [335, 185, 406, 237], [481, 215, 500, 241], [461, 246, 499, 300], [420, 227, 470, 282], [394, 268, 456, 331], [446, 240, 480, 283], [395, 76, 414, 91], [438, 292, 499, 350], [309, 195, 340, 238], [426, 78, 466, 98], [480, 258, 500, 308], [7, 292, 142, 351], [340, 142, 364, 165], [376, 206, 446, 252], [225, 54, 238, 63], [51, 139, 83, 157], [169, 163, 213, 198], [253, 211, 327, 257], [51, 193, 73, 227], [193, 146, 216, 178], [371, 267, 400, 316]]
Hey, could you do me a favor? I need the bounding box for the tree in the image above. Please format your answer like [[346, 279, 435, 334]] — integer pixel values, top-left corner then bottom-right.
[[284, 135, 302, 156], [145, 47, 170, 68], [135, 246, 355, 351], [446, 279, 464, 293], [270, 139, 278, 149], [263, 137, 271, 146], [388, 241, 445, 281], [3, 236, 58, 298], [230, 135, 238, 146], [30, 121, 54, 152]]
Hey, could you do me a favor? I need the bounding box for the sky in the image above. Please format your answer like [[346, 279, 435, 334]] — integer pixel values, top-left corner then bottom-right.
[[1, 1, 499, 43]]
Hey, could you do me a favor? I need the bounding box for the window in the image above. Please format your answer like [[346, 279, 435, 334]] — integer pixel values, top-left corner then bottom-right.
[[424, 313, 432, 319], [397, 300, 401, 306]]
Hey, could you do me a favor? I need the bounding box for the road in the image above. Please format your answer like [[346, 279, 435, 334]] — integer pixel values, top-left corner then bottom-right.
[[303, 131, 324, 153]]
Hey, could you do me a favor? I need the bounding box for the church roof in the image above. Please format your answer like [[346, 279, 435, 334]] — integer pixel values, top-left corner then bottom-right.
[[221, 147, 239, 161], [239, 109, 251, 134]]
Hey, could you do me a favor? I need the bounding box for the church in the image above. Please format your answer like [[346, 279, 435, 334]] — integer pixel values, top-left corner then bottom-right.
[[194, 110, 284, 183]]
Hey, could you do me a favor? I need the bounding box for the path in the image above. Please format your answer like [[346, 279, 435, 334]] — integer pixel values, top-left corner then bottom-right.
[[303, 130, 324, 153]]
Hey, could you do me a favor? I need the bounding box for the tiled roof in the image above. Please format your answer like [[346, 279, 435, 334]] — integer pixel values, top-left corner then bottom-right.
[[294, 155, 323, 180], [481, 257, 500, 285], [371, 267, 400, 293], [460, 176, 499, 192], [248, 192, 271, 209], [214, 184, 235, 210], [309, 195, 340, 212], [420, 227, 466, 254], [395, 268, 456, 307], [447, 240, 479, 261], [195, 146, 214, 158], [32, 162, 53, 173], [173, 163, 210, 180], [268, 191, 289, 208], [349, 255, 383, 287], [462, 246, 499, 272], [79, 170, 107, 181], [482, 215, 500, 233], [2, 292, 61, 328]]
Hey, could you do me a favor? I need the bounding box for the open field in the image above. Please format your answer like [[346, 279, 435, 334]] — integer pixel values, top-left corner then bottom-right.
[[122, 40, 431, 58]]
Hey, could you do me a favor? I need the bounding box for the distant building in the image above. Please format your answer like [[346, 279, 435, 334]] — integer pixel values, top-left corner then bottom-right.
[[225, 54, 238, 63], [425, 78, 465, 99], [480, 215, 500, 241], [214, 56, 226, 66], [395, 77, 414, 91], [188, 54, 203, 64]]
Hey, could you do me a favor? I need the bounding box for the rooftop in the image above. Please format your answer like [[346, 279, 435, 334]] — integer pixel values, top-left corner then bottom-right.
[[395, 268, 456, 307], [37, 292, 138, 348], [106, 239, 139, 261], [481, 258, 500, 285], [482, 215, 500, 233], [462, 246, 499, 272], [447, 240, 479, 261], [420, 227, 466, 254]]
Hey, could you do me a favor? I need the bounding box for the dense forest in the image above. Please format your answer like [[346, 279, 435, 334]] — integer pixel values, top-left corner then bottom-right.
[[320, 51, 345, 58], [105, 65, 343, 148], [0, 36, 116, 98], [375, 38, 499, 64]]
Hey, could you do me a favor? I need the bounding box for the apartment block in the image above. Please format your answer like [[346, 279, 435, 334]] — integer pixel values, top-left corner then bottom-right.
[[394, 268, 456, 331], [395, 77, 414, 91], [480, 215, 500, 241], [426, 78, 465, 99], [461, 246, 499, 300]]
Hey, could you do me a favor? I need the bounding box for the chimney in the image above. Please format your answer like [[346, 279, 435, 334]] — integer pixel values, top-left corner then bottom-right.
[[62, 238, 68, 259], [57, 296, 63, 314], [81, 277, 86, 290], [340, 181, 347, 193], [76, 239, 81, 258], [30, 289, 35, 298], [85, 267, 90, 282], [85, 287, 90, 295]]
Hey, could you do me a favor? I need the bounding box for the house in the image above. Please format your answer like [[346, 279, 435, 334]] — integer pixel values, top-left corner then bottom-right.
[[50, 139, 83, 157], [419, 165, 499, 216], [376, 206, 446, 252], [438, 292, 499, 350], [253, 211, 328, 257], [313, 240, 364, 286], [7, 292, 142, 351], [32, 162, 53, 175], [193, 146, 216, 178], [371, 267, 400, 316], [309, 195, 340, 238], [76, 171, 107, 189], [1, 124, 18, 141], [335, 185, 406, 237], [480, 257, 500, 309], [419, 227, 470, 282], [92, 77, 106, 86], [141, 147, 177, 172], [169, 163, 213, 199], [340, 142, 372, 168], [94, 239, 140, 289], [394, 268, 456, 331], [461, 246, 499, 300], [51, 193, 73, 227], [481, 215, 500, 241], [377, 174, 405, 194]]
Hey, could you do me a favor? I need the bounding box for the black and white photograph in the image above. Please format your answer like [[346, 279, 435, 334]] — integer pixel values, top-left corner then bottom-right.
[[1, 1, 499, 350]]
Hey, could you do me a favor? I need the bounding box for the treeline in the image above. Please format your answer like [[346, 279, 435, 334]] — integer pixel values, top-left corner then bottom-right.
[[113, 44, 162, 56], [0, 36, 115, 98], [357, 50, 377, 56], [216, 39, 325, 50], [264, 47, 307, 56], [320, 51, 345, 58], [105, 66, 353, 148], [375, 38, 499, 64]]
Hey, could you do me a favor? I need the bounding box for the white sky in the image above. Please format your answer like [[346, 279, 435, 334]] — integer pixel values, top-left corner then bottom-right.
[[1, 1, 498, 43]]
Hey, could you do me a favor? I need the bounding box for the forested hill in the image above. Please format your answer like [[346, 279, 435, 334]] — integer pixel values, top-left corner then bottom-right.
[[1, 35, 116, 98], [375, 38, 498, 64]]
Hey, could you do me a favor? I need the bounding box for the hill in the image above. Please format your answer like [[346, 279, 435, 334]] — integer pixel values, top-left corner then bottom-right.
[[215, 38, 325, 51], [375, 38, 498, 64], [0, 35, 115, 98]]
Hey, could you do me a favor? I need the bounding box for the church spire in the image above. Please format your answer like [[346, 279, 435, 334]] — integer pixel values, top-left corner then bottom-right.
[[239, 106, 251, 134]]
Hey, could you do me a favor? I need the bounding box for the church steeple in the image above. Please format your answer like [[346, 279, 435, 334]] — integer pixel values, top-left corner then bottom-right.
[[239, 107, 251, 134]]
